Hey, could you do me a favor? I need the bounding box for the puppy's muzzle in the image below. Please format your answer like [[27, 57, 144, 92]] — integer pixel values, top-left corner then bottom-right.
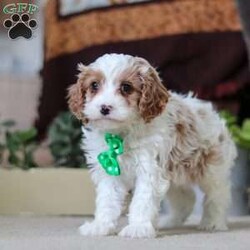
[[100, 105, 113, 116]]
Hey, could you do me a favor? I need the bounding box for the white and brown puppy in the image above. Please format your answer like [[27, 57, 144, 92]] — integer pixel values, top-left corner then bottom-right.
[[68, 53, 236, 238]]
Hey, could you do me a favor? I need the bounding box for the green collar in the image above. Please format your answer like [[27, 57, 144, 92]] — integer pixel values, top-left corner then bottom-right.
[[97, 133, 124, 176]]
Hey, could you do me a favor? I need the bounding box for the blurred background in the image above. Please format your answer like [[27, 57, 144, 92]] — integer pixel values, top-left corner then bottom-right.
[[0, 0, 250, 218], [0, 0, 249, 133]]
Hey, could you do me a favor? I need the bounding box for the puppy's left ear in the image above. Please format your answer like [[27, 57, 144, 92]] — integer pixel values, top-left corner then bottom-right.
[[138, 65, 169, 123]]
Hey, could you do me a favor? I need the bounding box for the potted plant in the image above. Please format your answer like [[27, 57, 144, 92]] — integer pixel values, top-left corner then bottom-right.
[[48, 111, 86, 168], [0, 113, 94, 215]]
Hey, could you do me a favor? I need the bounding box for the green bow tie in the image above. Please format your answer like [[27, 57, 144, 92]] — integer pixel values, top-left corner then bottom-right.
[[97, 133, 124, 176]]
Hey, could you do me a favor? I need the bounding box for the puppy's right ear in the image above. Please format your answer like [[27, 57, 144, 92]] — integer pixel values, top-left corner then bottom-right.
[[67, 63, 88, 123]]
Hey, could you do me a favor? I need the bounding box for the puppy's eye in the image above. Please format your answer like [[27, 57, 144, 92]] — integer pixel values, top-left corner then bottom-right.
[[120, 82, 133, 95], [90, 81, 99, 92]]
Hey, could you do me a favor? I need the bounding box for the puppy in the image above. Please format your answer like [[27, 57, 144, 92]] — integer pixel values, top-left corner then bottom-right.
[[68, 53, 237, 238]]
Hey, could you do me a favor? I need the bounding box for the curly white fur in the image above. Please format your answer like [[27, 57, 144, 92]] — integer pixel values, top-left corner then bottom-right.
[[68, 54, 237, 238]]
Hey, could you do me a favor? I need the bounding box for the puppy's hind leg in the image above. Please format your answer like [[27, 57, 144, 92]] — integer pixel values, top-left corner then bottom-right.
[[198, 165, 231, 231], [158, 184, 195, 229]]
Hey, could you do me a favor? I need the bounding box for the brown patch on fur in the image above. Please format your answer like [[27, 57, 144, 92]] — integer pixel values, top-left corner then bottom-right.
[[116, 65, 142, 107], [204, 146, 223, 166], [180, 153, 206, 183], [115, 58, 169, 122], [187, 147, 223, 182], [84, 70, 105, 99], [174, 107, 198, 144], [176, 123, 185, 137], [168, 161, 174, 172], [67, 65, 105, 123], [137, 61, 169, 123], [167, 103, 226, 184], [167, 104, 212, 183], [68, 82, 86, 122]]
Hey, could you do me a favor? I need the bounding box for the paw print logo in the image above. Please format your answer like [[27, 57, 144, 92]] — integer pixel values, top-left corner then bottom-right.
[[3, 13, 37, 40]]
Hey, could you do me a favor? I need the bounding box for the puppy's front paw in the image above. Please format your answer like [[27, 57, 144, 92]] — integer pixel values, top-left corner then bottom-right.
[[79, 220, 116, 236], [198, 218, 228, 232], [119, 222, 156, 238]]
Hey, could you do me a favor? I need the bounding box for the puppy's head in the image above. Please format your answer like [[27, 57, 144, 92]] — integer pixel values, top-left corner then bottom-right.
[[68, 54, 169, 129]]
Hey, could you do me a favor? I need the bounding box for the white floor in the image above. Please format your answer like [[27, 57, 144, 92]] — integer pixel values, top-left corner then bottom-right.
[[0, 216, 250, 250]]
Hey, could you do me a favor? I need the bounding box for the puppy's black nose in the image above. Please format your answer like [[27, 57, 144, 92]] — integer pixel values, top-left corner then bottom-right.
[[100, 105, 112, 116]]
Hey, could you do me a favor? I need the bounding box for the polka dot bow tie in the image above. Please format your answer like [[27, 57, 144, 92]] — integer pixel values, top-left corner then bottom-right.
[[97, 133, 124, 176]]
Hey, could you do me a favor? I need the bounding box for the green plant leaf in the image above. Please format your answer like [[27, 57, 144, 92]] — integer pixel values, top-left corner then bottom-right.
[[3, 126, 38, 169], [5, 131, 21, 152], [239, 132, 250, 142], [242, 119, 250, 134], [8, 153, 20, 166], [229, 120, 250, 150], [23, 150, 38, 169], [0, 143, 5, 150], [220, 111, 237, 127], [16, 128, 37, 142]]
